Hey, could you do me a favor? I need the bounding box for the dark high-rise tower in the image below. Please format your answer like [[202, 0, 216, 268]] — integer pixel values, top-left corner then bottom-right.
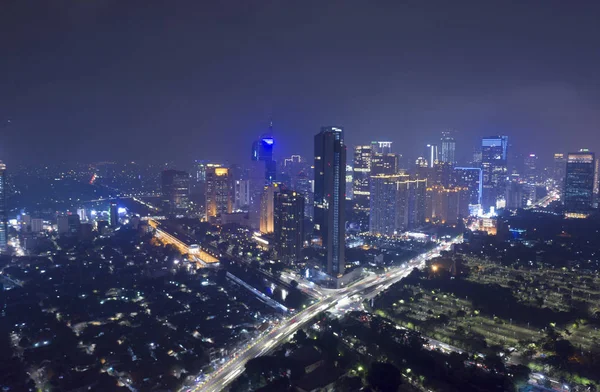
[[352, 145, 372, 214], [161, 170, 190, 215], [440, 131, 456, 164], [0, 162, 7, 252], [274, 190, 305, 264], [481, 136, 508, 212], [109, 202, 119, 228], [314, 127, 346, 278], [564, 150, 595, 217]]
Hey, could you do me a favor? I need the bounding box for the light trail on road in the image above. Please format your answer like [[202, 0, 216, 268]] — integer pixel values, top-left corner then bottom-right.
[[183, 238, 459, 392]]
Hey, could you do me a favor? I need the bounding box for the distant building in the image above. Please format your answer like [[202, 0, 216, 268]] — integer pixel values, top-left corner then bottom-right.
[[426, 144, 439, 168], [433, 161, 454, 187], [251, 128, 276, 182], [564, 150, 595, 217], [371, 152, 399, 176], [57, 214, 81, 236], [206, 166, 233, 219], [552, 153, 566, 193], [397, 177, 427, 230], [161, 170, 190, 215], [295, 171, 314, 220], [234, 179, 250, 210], [369, 174, 402, 236], [426, 185, 469, 225], [453, 167, 482, 210], [30, 218, 44, 233], [109, 202, 119, 228], [314, 127, 346, 278], [274, 190, 305, 264], [260, 184, 280, 234], [371, 141, 393, 155], [77, 208, 87, 223], [352, 145, 372, 214], [481, 136, 508, 212], [440, 131, 456, 164], [0, 162, 7, 251]]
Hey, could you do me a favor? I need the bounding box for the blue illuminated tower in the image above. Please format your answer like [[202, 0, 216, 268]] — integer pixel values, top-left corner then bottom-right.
[[251, 122, 276, 182]]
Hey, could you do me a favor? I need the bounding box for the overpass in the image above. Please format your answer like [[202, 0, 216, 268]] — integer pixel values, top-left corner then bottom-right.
[[147, 219, 219, 266]]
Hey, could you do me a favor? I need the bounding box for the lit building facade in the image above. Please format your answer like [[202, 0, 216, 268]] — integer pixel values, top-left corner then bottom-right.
[[440, 131, 456, 164], [251, 134, 276, 182], [274, 190, 305, 264], [369, 174, 402, 236], [396, 177, 427, 230], [314, 127, 346, 278], [481, 136, 508, 212], [109, 202, 118, 228], [454, 167, 482, 213], [260, 184, 280, 234], [206, 167, 232, 218], [352, 145, 372, 213], [426, 185, 469, 225], [371, 153, 399, 176], [564, 150, 595, 216], [234, 179, 250, 210]]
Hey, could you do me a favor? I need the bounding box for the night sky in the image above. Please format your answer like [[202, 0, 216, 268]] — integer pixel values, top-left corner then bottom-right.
[[2, 1, 600, 166]]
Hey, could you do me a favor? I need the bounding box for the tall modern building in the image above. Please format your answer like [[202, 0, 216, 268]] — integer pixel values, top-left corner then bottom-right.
[[371, 153, 399, 176], [352, 145, 372, 213], [369, 174, 402, 236], [426, 185, 469, 225], [251, 130, 276, 183], [371, 141, 393, 155], [426, 144, 439, 168], [564, 150, 595, 217], [206, 167, 232, 219], [454, 167, 483, 213], [0, 162, 7, 252], [295, 171, 313, 220], [274, 190, 305, 264], [440, 131, 456, 164], [234, 179, 250, 210], [260, 184, 279, 234], [397, 176, 427, 230], [314, 127, 346, 278], [523, 153, 539, 204], [109, 202, 118, 228], [161, 170, 190, 215], [552, 153, 567, 192], [481, 136, 508, 212]]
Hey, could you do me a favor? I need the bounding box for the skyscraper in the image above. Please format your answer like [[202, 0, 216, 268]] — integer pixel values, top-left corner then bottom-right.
[[352, 145, 372, 214], [0, 162, 7, 252], [454, 167, 483, 212], [295, 171, 313, 220], [371, 141, 393, 155], [552, 153, 567, 192], [206, 167, 232, 219], [274, 190, 305, 264], [109, 202, 118, 228], [260, 184, 279, 234], [314, 127, 346, 278], [371, 152, 399, 176], [234, 179, 250, 210], [440, 131, 456, 164], [481, 136, 508, 212], [396, 176, 427, 230], [161, 170, 190, 215], [564, 150, 595, 217], [369, 174, 402, 236], [523, 154, 538, 204], [251, 131, 276, 182], [426, 144, 439, 168]]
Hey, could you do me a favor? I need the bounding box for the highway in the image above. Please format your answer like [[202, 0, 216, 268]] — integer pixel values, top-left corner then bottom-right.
[[183, 238, 458, 392]]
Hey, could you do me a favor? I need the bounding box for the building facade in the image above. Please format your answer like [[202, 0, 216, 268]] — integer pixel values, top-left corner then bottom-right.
[[481, 136, 508, 212], [440, 131, 456, 164], [314, 127, 346, 278], [369, 174, 402, 236], [206, 167, 232, 219], [161, 170, 190, 215], [564, 150, 595, 217], [274, 190, 305, 264]]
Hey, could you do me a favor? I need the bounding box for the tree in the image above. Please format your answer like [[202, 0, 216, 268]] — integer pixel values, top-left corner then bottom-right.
[[293, 329, 308, 345], [367, 362, 402, 392]]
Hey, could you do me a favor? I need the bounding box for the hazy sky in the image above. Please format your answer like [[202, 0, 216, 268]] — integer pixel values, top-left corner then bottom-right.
[[2, 1, 600, 167]]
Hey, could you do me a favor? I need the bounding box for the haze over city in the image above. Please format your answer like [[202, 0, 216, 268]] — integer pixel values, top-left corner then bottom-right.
[[2, 1, 600, 165]]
